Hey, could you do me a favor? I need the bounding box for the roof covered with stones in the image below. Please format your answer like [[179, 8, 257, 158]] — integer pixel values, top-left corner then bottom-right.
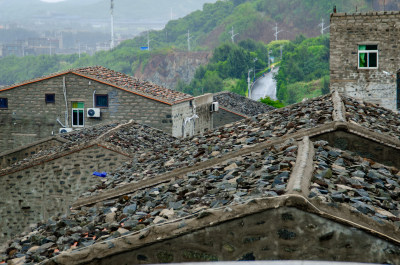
[[2, 91, 400, 264], [213, 91, 275, 117], [0, 66, 193, 105]]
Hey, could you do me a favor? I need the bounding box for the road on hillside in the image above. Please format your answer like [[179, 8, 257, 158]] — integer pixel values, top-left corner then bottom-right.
[[250, 67, 279, 101]]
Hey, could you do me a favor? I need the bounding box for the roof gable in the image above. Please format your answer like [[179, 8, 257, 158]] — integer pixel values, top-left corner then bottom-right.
[[0, 66, 193, 105]]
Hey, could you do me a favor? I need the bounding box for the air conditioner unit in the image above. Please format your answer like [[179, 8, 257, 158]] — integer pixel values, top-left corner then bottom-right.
[[59, 128, 73, 134], [87, 108, 100, 118], [210, 102, 219, 112]]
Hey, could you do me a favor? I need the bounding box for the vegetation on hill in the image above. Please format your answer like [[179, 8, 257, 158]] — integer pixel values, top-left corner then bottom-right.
[[0, 0, 396, 101], [275, 34, 330, 105], [177, 34, 330, 106]]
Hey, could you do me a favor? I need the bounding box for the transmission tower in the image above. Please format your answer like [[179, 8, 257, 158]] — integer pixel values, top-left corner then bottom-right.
[[273, 23, 284, 41], [230, 26, 239, 43], [110, 0, 115, 49], [318, 18, 330, 35]]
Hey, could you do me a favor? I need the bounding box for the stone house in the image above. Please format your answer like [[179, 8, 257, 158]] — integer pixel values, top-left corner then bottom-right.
[[0, 66, 214, 151], [330, 11, 400, 111], [3, 92, 400, 264]]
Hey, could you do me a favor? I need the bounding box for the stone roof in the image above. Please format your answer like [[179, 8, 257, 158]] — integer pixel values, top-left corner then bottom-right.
[[213, 91, 275, 117], [2, 92, 400, 264], [0, 66, 193, 105], [74, 66, 193, 104]]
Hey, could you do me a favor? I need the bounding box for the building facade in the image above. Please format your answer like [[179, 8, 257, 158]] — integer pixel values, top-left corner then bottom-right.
[[330, 11, 400, 111], [0, 66, 213, 151]]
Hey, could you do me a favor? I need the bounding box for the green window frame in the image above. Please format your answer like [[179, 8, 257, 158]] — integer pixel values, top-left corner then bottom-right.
[[358, 45, 378, 69]]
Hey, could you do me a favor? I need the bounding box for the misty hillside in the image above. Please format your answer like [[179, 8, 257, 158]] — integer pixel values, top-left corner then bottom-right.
[[123, 0, 400, 51], [0, 0, 217, 22]]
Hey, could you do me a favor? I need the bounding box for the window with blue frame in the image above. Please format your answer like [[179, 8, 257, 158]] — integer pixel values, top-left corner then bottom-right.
[[95, 94, 108, 107], [0, 98, 8, 109]]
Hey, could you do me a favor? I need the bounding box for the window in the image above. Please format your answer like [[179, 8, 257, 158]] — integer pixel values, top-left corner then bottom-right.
[[95, 94, 108, 107], [0, 98, 8, 109], [358, 45, 378, 69], [72, 102, 84, 127], [45, 94, 55, 103]]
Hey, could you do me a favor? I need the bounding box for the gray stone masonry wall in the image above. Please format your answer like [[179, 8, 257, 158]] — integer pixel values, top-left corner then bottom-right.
[[330, 11, 400, 111], [0, 73, 173, 151], [0, 138, 65, 168], [88, 207, 400, 264], [172, 94, 213, 137], [0, 145, 129, 246], [213, 108, 246, 129]]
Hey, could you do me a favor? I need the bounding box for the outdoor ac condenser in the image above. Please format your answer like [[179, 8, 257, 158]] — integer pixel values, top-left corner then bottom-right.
[[87, 108, 101, 118]]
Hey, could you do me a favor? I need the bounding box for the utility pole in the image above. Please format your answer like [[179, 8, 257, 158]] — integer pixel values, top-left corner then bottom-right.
[[170, 8, 173, 20], [318, 18, 330, 35], [230, 26, 239, 43], [253, 57, 257, 81], [187, 29, 193, 51], [247, 69, 253, 98], [273, 23, 283, 41], [147, 30, 151, 51], [110, 0, 115, 49], [268, 49, 272, 68]]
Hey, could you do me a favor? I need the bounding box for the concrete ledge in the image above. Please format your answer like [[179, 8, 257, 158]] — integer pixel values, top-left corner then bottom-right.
[[286, 136, 315, 196]]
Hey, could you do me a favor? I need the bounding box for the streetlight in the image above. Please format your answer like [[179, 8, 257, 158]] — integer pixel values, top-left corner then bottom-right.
[[247, 69, 253, 98]]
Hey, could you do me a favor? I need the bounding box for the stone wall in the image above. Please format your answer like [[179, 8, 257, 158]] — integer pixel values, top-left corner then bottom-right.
[[0, 137, 66, 168], [172, 94, 213, 138], [330, 11, 400, 111], [213, 108, 246, 129], [0, 145, 129, 246], [312, 130, 400, 168], [0, 73, 172, 151], [87, 207, 400, 264]]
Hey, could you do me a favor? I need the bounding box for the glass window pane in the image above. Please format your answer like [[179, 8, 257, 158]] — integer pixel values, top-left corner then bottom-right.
[[359, 53, 367, 67], [366, 45, 378, 50], [96, 95, 108, 107], [73, 110, 78, 126], [78, 110, 84, 126], [77, 102, 85, 108], [0, 98, 7, 108], [369, 52, 377, 67], [358, 45, 366, 51]]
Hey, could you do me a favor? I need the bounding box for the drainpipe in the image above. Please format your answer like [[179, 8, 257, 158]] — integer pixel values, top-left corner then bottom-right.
[[63, 76, 69, 127], [93, 90, 96, 108]]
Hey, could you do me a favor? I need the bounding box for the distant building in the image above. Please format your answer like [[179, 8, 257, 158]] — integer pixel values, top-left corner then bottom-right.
[[0, 66, 214, 151], [330, 11, 400, 111]]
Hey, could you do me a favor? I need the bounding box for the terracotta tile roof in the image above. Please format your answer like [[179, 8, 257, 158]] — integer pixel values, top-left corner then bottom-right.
[[73, 66, 193, 105]]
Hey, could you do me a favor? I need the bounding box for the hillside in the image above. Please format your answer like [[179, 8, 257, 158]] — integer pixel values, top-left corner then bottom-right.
[[0, 0, 217, 23], [0, 0, 399, 94]]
